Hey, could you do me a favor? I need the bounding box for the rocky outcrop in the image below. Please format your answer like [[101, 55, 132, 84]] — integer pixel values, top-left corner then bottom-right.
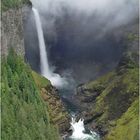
[[1, 8, 25, 56], [1, 0, 32, 56], [32, 71, 70, 134], [75, 61, 138, 139], [41, 85, 70, 133]]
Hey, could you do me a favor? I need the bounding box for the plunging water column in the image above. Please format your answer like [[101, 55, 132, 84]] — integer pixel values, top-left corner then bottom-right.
[[32, 7, 51, 77], [32, 7, 66, 88]]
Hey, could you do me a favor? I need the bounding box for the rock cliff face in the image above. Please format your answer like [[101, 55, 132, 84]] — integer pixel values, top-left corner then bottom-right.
[[32, 71, 70, 133], [73, 22, 139, 140], [41, 86, 70, 132], [1, 8, 25, 56], [1, 0, 32, 56]]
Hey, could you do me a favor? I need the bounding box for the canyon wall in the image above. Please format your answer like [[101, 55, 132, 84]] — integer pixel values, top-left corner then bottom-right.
[[1, 1, 70, 138], [73, 22, 139, 140]]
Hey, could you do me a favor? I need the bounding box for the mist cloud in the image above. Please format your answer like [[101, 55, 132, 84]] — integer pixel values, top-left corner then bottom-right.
[[26, 0, 138, 85], [31, 0, 138, 29]]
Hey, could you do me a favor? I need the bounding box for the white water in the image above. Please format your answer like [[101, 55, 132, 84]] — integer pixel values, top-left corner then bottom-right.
[[68, 117, 100, 140], [32, 7, 67, 88]]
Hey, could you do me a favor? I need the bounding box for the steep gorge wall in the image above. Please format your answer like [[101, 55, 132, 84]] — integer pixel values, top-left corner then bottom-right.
[[73, 22, 139, 140], [1, 0, 70, 136], [1, 7, 25, 56]]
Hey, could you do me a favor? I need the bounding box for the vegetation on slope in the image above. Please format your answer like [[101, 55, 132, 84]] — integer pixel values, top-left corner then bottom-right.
[[1, 0, 30, 11], [84, 49, 139, 139], [32, 71, 70, 133], [1, 49, 59, 140], [32, 71, 51, 89], [75, 31, 139, 139], [105, 99, 139, 140]]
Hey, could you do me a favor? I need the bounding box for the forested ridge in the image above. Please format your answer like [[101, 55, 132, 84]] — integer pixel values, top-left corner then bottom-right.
[[1, 49, 59, 140]]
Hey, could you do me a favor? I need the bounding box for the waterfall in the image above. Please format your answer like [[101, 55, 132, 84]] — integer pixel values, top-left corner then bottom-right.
[[32, 7, 67, 88], [32, 7, 52, 78], [67, 117, 100, 140], [32, 7, 99, 140]]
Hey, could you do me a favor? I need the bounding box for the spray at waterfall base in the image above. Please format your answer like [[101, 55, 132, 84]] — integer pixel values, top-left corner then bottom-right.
[[32, 7, 67, 88]]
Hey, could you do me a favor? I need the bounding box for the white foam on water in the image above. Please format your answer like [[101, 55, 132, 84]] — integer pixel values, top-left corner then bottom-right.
[[69, 117, 100, 140]]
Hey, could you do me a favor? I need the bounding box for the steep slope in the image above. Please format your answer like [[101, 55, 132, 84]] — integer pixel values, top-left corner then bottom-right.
[[105, 99, 139, 140], [1, 49, 59, 140], [1, 0, 32, 57], [1, 0, 70, 139], [73, 23, 139, 139], [32, 72, 70, 133]]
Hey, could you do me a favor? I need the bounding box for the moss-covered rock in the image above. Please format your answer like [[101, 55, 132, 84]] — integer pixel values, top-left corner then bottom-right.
[[105, 99, 139, 140], [73, 23, 139, 139], [74, 59, 139, 139], [32, 71, 70, 133]]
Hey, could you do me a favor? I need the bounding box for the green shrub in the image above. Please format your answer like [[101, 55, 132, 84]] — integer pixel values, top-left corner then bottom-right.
[[1, 0, 29, 11]]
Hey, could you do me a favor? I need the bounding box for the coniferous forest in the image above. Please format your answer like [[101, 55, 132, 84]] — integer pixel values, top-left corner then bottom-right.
[[1, 49, 59, 140]]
